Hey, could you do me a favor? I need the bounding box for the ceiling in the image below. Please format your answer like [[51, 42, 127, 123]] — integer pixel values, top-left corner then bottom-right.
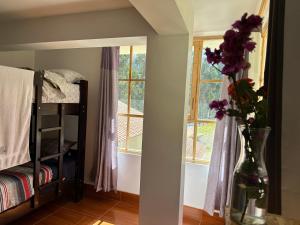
[[193, 0, 262, 35], [0, 0, 263, 35], [0, 0, 132, 21]]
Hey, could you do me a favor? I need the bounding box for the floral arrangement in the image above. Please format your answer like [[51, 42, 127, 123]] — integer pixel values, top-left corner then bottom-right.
[[205, 14, 270, 224], [206, 13, 267, 143]]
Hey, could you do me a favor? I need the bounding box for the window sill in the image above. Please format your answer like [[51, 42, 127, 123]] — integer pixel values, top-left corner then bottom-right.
[[118, 150, 210, 165], [185, 159, 210, 166], [118, 149, 142, 156]]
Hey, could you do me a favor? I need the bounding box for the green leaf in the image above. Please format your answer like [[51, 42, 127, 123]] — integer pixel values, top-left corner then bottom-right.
[[227, 109, 241, 117]]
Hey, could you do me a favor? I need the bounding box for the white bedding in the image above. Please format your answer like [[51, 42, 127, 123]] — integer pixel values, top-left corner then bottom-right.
[[0, 65, 33, 170], [42, 83, 80, 103], [33, 70, 80, 103], [33, 82, 80, 103]]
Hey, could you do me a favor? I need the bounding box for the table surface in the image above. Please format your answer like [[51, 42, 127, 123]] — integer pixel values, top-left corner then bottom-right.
[[225, 210, 300, 225]]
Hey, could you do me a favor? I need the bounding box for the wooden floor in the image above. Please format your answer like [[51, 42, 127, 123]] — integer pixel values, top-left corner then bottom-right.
[[11, 196, 225, 225]]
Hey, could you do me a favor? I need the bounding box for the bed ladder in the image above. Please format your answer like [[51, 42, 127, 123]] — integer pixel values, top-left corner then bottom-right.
[[32, 71, 65, 207]]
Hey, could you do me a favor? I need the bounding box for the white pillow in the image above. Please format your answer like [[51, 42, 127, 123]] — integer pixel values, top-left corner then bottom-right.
[[44, 70, 66, 89], [43, 70, 67, 99], [49, 69, 86, 83]]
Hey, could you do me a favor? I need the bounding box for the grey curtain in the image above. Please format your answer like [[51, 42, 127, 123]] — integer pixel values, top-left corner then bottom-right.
[[204, 71, 246, 216], [95, 47, 119, 192]]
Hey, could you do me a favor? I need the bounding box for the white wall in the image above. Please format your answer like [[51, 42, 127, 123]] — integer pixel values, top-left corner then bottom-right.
[[117, 152, 142, 194], [118, 152, 209, 209], [0, 8, 154, 48], [0, 51, 35, 68], [282, 0, 300, 220], [139, 34, 191, 225], [184, 163, 209, 208]]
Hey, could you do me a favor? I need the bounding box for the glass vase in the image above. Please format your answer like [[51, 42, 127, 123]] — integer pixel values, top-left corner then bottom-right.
[[230, 125, 271, 225]]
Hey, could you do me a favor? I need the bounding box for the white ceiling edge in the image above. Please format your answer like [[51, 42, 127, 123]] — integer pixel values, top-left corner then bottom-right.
[[0, 36, 147, 51], [129, 0, 193, 35], [193, 30, 224, 37]]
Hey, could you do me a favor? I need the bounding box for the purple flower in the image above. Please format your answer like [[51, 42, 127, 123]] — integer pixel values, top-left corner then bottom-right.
[[216, 110, 226, 120], [220, 99, 229, 107], [205, 13, 263, 76], [205, 48, 222, 65], [209, 99, 228, 110], [244, 41, 256, 52], [232, 13, 262, 34], [209, 100, 219, 110], [209, 99, 228, 120]]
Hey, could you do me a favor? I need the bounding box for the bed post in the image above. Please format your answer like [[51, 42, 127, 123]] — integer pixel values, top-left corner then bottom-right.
[[75, 80, 88, 201], [31, 71, 44, 208]]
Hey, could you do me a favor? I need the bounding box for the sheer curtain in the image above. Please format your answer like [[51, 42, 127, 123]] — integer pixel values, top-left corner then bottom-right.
[[204, 79, 239, 216], [204, 71, 246, 216], [95, 47, 119, 192]]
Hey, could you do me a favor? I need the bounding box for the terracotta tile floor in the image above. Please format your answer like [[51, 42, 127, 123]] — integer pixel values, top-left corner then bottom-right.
[[11, 196, 224, 225]]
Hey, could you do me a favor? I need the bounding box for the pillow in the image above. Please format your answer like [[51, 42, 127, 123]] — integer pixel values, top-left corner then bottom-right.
[[44, 70, 67, 89], [43, 70, 67, 99], [49, 69, 86, 83]]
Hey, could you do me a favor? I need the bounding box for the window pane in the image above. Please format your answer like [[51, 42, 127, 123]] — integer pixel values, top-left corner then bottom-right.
[[130, 81, 145, 115], [195, 122, 216, 162], [198, 82, 222, 120], [118, 81, 129, 114], [117, 116, 128, 149], [119, 46, 130, 79], [128, 117, 143, 153], [186, 122, 195, 161], [201, 39, 223, 80], [132, 46, 146, 79]]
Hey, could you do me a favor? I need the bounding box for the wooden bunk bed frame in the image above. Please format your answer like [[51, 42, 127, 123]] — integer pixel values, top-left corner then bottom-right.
[[0, 70, 88, 224]]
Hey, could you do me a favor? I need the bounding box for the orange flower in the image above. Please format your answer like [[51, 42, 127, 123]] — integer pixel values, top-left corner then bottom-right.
[[228, 78, 254, 100]]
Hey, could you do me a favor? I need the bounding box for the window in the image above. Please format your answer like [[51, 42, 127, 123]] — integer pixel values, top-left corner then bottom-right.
[[259, 26, 268, 87], [117, 46, 146, 154], [187, 38, 224, 164]]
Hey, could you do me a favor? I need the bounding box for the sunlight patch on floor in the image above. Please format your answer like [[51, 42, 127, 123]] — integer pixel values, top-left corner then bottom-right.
[[91, 221, 101, 225]]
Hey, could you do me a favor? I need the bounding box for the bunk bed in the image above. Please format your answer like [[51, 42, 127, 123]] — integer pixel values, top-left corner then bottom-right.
[[0, 69, 88, 224]]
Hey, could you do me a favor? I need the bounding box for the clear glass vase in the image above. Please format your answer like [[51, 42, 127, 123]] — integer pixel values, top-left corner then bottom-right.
[[230, 125, 271, 225]]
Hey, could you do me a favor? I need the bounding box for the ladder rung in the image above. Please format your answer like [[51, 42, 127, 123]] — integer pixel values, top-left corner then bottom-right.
[[40, 152, 62, 162], [39, 127, 62, 132], [39, 179, 61, 190]]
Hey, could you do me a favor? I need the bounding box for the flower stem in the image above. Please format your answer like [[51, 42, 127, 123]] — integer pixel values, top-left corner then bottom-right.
[[212, 64, 223, 74], [230, 74, 251, 147], [240, 192, 249, 223]]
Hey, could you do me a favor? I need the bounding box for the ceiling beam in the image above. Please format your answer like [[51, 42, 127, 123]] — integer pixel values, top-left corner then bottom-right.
[[129, 0, 193, 35]]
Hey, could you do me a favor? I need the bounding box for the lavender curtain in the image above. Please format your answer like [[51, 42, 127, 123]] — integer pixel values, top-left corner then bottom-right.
[[204, 71, 246, 216], [95, 47, 119, 192]]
